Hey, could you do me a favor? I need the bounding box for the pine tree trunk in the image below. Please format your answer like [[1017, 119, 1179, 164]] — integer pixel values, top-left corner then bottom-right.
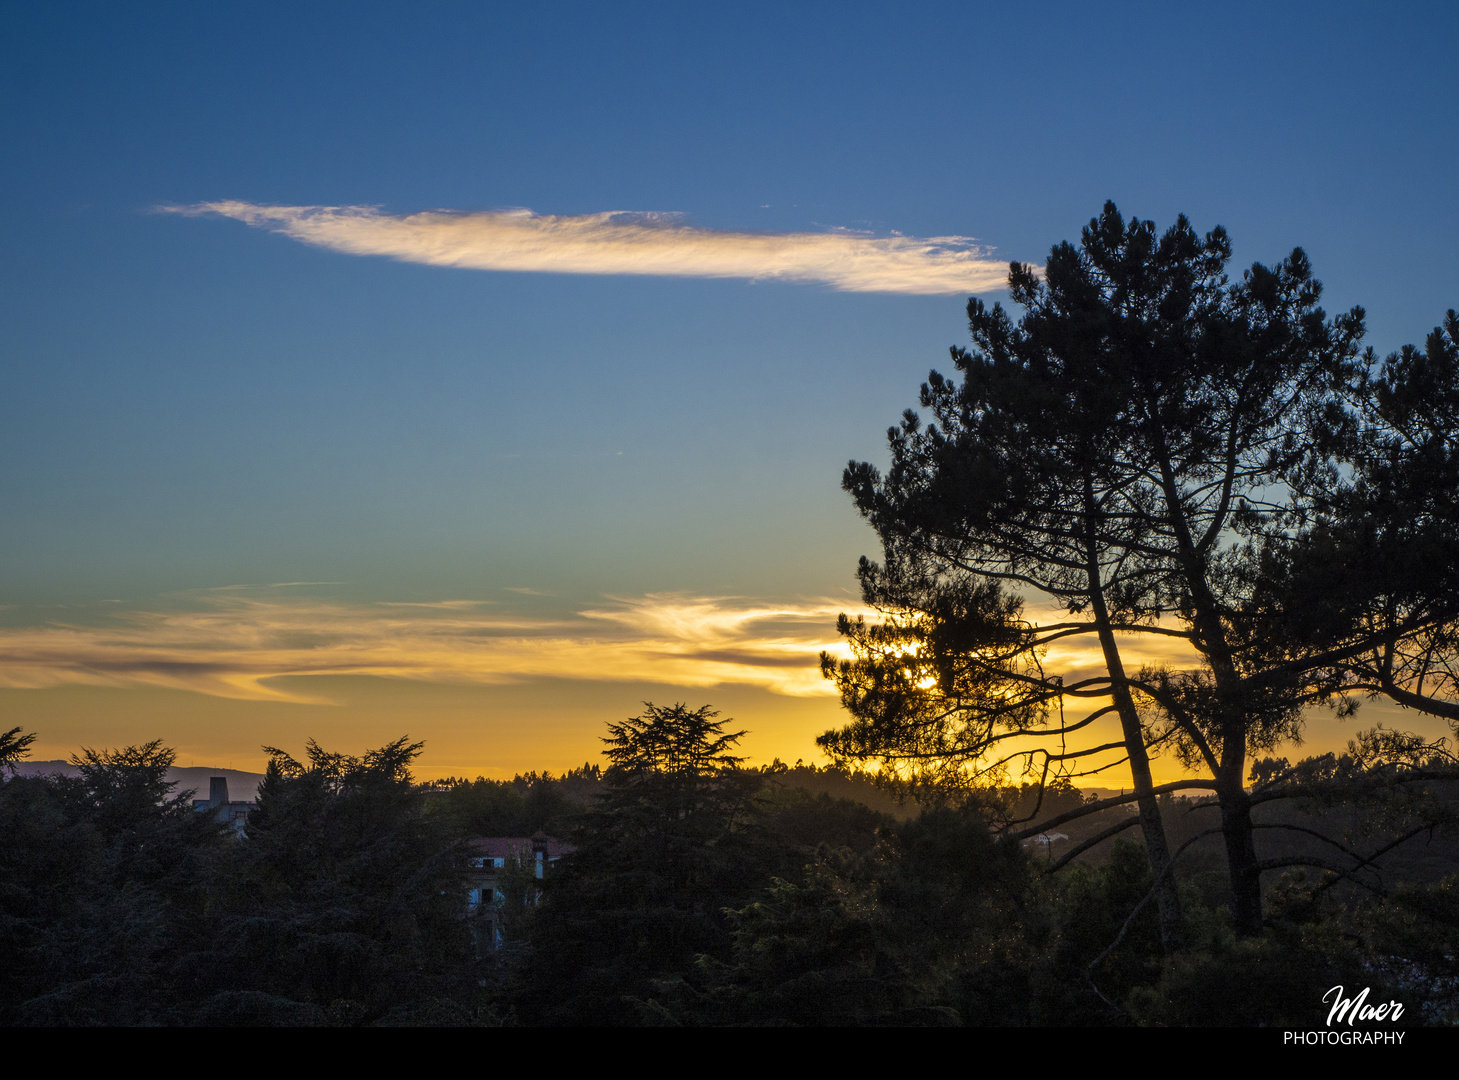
[[1083, 486, 1184, 954], [1219, 787, 1262, 935], [1101, 644, 1185, 954], [1214, 709, 1261, 935]]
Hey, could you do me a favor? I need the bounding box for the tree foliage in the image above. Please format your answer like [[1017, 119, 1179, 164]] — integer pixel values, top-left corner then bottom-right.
[[1262, 311, 1459, 723], [0, 740, 226, 1024], [509, 703, 766, 1024], [820, 201, 1459, 938], [3, 722, 1452, 1025], [0, 733, 480, 1025], [0, 727, 36, 773], [426, 764, 602, 839], [207, 736, 474, 1023]]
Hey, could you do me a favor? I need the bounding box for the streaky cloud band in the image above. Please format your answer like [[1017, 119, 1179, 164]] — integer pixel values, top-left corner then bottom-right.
[[0, 592, 1182, 704], [161, 201, 1015, 294], [0, 593, 867, 702]]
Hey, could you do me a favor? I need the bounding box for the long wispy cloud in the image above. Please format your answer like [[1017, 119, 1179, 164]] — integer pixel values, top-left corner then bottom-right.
[[0, 592, 1198, 707], [0, 593, 872, 702], [162, 202, 1014, 294]]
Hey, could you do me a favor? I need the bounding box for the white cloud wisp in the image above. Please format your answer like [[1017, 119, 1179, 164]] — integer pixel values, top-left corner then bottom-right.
[[164, 202, 1014, 294]]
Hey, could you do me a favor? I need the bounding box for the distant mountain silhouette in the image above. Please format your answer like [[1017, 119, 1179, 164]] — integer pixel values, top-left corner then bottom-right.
[[12, 761, 265, 802]]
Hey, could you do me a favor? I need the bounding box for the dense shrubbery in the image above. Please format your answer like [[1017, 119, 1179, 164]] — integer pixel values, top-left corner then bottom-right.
[[1, 717, 1454, 1026], [0, 732, 475, 1025], [0, 739, 225, 1024]]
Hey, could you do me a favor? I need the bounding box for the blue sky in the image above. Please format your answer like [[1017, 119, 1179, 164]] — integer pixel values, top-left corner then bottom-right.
[[2, 1, 1456, 775]]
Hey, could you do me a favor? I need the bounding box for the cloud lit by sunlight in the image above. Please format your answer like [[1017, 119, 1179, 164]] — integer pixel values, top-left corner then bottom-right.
[[0, 594, 866, 703], [161, 202, 1015, 295], [1036, 616, 1202, 687]]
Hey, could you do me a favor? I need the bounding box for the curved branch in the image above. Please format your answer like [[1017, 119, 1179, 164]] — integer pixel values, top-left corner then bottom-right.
[[1005, 779, 1218, 841], [1311, 825, 1433, 895], [1250, 822, 1366, 862], [1043, 814, 1143, 873], [1085, 826, 1225, 1013], [1248, 766, 1459, 807], [1124, 676, 1221, 777], [1254, 856, 1384, 894]]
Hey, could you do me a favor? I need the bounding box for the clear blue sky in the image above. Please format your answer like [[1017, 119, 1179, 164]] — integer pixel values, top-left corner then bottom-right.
[[2, 1, 1455, 774]]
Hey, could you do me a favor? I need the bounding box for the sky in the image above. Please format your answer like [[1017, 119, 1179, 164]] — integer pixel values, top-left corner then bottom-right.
[[2, 1, 1456, 781]]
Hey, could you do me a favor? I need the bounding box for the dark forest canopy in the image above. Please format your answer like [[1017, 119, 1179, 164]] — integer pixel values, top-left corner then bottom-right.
[[1, 712, 1456, 1025]]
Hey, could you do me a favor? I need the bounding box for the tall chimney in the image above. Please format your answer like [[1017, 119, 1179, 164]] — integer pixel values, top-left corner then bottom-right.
[[210, 776, 229, 807]]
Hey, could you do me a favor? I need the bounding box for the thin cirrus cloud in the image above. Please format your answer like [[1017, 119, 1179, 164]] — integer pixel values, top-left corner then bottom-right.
[[0, 592, 1195, 707], [0, 593, 880, 703], [161, 201, 1016, 295]]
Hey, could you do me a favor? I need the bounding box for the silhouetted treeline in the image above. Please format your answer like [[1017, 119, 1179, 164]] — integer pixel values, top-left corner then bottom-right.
[[423, 757, 906, 840], [1, 719, 1455, 1025], [495, 707, 1456, 1027], [0, 737, 477, 1025]]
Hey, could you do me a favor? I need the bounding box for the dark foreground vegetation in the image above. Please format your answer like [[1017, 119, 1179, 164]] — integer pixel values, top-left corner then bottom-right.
[[1, 709, 1455, 1027]]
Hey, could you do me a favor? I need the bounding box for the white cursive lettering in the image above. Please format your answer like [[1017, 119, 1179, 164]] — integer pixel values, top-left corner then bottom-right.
[[1322, 985, 1404, 1026]]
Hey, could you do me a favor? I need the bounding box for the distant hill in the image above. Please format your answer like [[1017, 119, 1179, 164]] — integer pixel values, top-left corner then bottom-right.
[[12, 761, 265, 802]]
